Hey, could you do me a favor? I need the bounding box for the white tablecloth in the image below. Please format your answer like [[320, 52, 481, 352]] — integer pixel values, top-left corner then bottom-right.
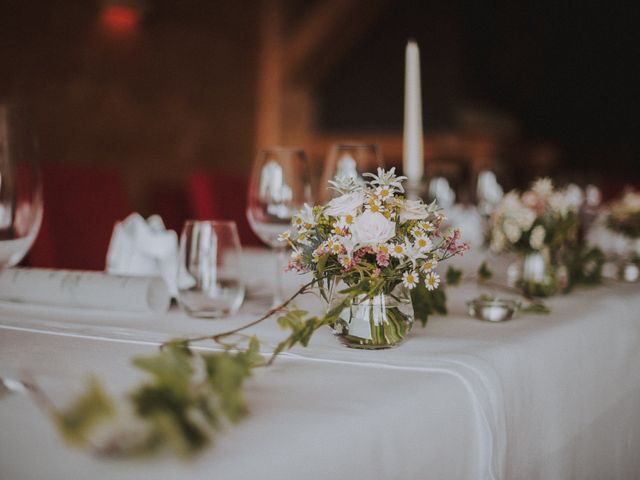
[[1, 249, 639, 480]]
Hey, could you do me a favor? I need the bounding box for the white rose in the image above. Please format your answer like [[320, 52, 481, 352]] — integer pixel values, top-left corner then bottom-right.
[[351, 211, 396, 246], [549, 192, 574, 217], [324, 191, 365, 217], [531, 178, 553, 197], [529, 225, 546, 250], [503, 218, 522, 243], [399, 199, 430, 223], [565, 184, 584, 209]]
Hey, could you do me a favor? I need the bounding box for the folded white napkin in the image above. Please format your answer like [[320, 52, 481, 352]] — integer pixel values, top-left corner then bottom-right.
[[106, 213, 179, 296]]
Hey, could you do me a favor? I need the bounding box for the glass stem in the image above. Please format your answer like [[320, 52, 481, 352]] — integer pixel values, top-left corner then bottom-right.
[[273, 246, 288, 307]]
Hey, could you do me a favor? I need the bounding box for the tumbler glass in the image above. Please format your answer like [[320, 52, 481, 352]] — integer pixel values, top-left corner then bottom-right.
[[177, 220, 245, 318]]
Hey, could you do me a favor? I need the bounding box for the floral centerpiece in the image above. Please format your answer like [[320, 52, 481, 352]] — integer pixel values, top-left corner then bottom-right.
[[607, 190, 640, 239], [488, 178, 583, 296], [281, 168, 468, 348], [606, 190, 640, 280]]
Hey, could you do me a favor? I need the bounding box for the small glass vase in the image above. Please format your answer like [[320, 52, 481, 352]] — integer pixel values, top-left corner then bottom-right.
[[516, 248, 561, 297], [328, 283, 414, 349]]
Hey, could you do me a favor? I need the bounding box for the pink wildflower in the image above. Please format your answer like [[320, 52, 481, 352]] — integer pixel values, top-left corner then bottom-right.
[[376, 250, 390, 267]]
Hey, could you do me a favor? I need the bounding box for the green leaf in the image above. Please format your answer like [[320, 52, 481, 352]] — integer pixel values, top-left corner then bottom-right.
[[55, 377, 114, 446], [201, 353, 250, 423], [410, 283, 448, 327], [132, 346, 194, 395], [520, 302, 551, 314], [445, 266, 463, 286], [131, 384, 209, 457], [478, 261, 493, 282]]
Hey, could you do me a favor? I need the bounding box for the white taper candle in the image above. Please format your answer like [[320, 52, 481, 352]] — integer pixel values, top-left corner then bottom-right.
[[403, 40, 424, 185]]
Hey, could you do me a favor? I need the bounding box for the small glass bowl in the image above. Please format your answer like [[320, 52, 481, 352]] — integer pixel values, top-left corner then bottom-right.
[[467, 297, 520, 322]]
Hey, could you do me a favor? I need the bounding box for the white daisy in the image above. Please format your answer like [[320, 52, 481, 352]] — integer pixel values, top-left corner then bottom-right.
[[364, 198, 385, 214], [389, 242, 406, 259], [375, 185, 394, 202], [330, 242, 343, 254], [378, 244, 390, 255], [421, 258, 438, 273], [339, 255, 352, 269], [419, 221, 435, 232], [411, 226, 426, 238], [278, 231, 290, 242], [414, 236, 433, 252], [337, 214, 355, 229], [425, 272, 440, 291], [402, 271, 418, 289]]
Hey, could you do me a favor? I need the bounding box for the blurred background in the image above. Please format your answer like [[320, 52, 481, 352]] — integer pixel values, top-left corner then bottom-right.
[[1, 0, 638, 266]]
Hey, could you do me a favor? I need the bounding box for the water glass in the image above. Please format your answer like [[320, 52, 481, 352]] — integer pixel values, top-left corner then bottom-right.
[[0, 102, 42, 269], [177, 220, 245, 318]]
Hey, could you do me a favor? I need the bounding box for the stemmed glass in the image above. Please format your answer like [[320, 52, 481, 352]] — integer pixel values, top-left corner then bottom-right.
[[0, 102, 43, 269], [246, 148, 313, 306], [319, 142, 383, 203]]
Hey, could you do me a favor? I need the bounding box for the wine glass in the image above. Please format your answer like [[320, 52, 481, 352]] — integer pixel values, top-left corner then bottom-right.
[[177, 220, 245, 318], [319, 142, 383, 203], [0, 102, 43, 269], [246, 148, 313, 306]]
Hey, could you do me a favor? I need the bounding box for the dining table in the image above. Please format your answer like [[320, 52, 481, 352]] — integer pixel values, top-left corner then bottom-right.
[[1, 248, 639, 480]]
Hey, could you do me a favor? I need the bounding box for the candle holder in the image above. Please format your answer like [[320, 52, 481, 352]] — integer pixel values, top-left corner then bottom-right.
[[404, 179, 429, 201], [466, 296, 520, 322]]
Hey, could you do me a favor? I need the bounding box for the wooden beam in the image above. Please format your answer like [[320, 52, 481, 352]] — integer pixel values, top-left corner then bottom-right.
[[284, 0, 360, 82], [254, 0, 284, 149], [284, 0, 390, 84]]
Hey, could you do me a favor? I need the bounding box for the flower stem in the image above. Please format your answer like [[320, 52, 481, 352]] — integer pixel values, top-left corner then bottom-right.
[[162, 279, 318, 349]]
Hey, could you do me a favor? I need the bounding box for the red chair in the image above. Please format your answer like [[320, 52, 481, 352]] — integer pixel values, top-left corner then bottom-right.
[[188, 170, 261, 246], [151, 183, 190, 234], [28, 163, 130, 270]]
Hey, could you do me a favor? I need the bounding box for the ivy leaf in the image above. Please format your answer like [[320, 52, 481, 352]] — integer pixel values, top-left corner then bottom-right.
[[271, 307, 338, 361], [445, 266, 463, 286], [520, 302, 551, 314], [132, 345, 193, 395], [478, 261, 493, 282], [130, 383, 209, 457], [201, 352, 252, 423], [410, 283, 448, 327], [55, 377, 114, 446]]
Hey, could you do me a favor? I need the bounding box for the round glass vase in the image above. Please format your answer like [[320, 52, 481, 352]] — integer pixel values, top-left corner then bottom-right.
[[516, 248, 561, 297], [327, 283, 414, 349]]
